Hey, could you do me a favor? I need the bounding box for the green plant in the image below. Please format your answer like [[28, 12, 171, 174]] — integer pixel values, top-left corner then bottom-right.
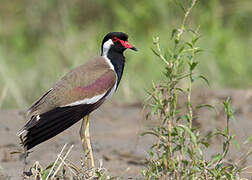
[[142, 0, 251, 179]]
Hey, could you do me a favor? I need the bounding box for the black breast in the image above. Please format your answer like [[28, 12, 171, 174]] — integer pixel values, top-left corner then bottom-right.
[[107, 50, 125, 89]]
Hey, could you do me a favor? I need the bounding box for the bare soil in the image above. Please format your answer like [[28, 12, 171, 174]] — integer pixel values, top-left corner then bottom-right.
[[0, 89, 252, 179]]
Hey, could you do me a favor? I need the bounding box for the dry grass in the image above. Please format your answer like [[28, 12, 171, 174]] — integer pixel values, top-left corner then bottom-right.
[[22, 144, 114, 180]]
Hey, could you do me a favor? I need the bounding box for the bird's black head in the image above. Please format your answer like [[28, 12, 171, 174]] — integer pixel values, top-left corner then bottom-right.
[[101, 32, 137, 56]]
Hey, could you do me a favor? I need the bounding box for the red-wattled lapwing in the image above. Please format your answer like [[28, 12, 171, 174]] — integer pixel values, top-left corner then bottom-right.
[[17, 32, 137, 167]]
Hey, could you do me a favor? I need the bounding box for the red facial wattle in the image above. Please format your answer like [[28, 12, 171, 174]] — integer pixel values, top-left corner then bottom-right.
[[112, 37, 138, 51]]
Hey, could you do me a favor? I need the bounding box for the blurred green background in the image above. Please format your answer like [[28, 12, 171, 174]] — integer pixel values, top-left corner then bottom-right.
[[0, 0, 252, 109]]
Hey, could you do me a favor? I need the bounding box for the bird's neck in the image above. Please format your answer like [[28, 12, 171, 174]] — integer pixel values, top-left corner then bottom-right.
[[106, 50, 125, 88]]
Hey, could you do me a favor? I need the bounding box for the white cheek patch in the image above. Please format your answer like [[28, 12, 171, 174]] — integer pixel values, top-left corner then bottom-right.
[[102, 39, 114, 57]]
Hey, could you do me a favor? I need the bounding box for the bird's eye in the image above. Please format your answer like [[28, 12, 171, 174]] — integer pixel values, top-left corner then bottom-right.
[[112, 36, 117, 42]]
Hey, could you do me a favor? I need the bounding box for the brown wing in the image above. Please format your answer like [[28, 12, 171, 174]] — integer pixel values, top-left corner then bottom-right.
[[27, 57, 116, 117]]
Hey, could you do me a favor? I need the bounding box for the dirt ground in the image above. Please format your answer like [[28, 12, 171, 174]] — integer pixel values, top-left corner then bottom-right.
[[0, 89, 252, 179]]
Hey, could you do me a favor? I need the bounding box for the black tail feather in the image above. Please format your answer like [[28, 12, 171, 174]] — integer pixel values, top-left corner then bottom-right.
[[25, 115, 77, 150], [23, 102, 101, 150], [26, 107, 74, 138], [24, 111, 74, 149]]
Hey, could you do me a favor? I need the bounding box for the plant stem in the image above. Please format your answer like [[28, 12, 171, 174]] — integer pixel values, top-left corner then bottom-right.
[[177, 0, 198, 41]]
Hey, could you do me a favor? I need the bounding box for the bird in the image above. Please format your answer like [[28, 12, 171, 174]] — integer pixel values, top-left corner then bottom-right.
[[17, 32, 137, 167]]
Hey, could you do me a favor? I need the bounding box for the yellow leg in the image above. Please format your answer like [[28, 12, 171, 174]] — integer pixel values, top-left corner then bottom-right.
[[79, 114, 95, 168], [85, 114, 95, 168], [80, 117, 86, 152]]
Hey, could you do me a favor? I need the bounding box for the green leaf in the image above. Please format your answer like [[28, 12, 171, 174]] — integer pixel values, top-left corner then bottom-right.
[[171, 29, 178, 39], [195, 49, 204, 54], [42, 168, 51, 180], [200, 140, 209, 148], [183, 115, 190, 123], [175, 0, 186, 13], [45, 163, 54, 170], [95, 170, 102, 177], [178, 45, 185, 54], [198, 75, 210, 86], [187, 147, 193, 159], [185, 42, 193, 48], [232, 138, 240, 151], [196, 104, 215, 111], [223, 141, 228, 153], [41, 163, 54, 180], [152, 36, 159, 44], [173, 145, 182, 153], [189, 61, 198, 71], [192, 36, 200, 45], [151, 48, 160, 57], [215, 128, 227, 137], [176, 87, 186, 95], [225, 126, 229, 135], [10, 151, 23, 154], [149, 149, 154, 157], [175, 38, 179, 44], [178, 124, 197, 145], [243, 135, 252, 144]]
